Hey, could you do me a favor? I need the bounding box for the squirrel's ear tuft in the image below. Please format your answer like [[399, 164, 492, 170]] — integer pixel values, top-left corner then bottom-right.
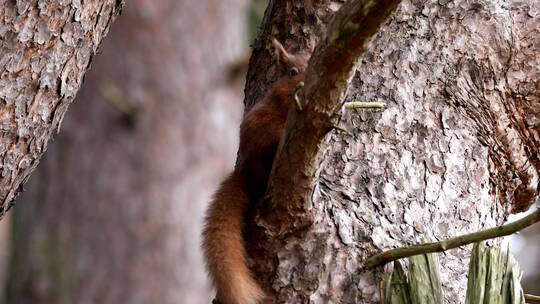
[[272, 39, 290, 64]]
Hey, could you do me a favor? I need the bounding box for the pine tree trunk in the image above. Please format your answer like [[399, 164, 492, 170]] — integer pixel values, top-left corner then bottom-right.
[[246, 0, 539, 302], [5, 0, 249, 303], [0, 0, 123, 217]]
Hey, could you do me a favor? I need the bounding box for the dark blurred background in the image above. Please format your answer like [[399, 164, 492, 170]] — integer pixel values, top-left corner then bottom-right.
[[0, 1, 537, 303]]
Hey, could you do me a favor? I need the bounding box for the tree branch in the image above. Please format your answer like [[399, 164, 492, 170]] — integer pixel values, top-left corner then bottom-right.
[[364, 205, 540, 268], [261, 0, 403, 233], [525, 294, 540, 303], [344, 101, 386, 109]]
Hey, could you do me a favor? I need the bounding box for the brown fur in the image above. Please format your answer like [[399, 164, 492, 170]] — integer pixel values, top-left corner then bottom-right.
[[202, 40, 309, 304]]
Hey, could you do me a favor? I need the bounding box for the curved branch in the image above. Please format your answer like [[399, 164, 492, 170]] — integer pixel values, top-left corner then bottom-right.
[[261, 0, 403, 232], [526, 294, 540, 303], [364, 206, 540, 268]]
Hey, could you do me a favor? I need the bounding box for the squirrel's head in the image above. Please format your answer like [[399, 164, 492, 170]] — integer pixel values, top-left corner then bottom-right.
[[271, 39, 309, 80]]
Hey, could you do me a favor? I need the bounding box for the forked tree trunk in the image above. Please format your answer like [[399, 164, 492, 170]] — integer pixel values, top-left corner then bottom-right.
[[5, 0, 249, 303], [245, 0, 539, 302], [0, 0, 123, 217]]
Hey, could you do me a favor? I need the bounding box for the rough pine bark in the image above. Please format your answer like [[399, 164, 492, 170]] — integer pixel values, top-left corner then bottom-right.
[[5, 0, 249, 303], [0, 0, 123, 217], [245, 0, 539, 303]]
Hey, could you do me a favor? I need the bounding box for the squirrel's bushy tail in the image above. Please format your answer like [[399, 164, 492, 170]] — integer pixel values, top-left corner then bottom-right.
[[202, 172, 265, 304]]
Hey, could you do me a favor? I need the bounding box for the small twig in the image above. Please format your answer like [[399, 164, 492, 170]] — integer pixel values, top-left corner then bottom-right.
[[293, 81, 304, 111], [526, 294, 540, 303], [331, 124, 350, 134], [344, 101, 386, 109], [364, 206, 540, 268]]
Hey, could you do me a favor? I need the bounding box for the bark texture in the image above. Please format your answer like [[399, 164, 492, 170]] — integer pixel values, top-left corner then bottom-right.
[[245, 0, 539, 303], [5, 0, 249, 303], [0, 0, 123, 217]]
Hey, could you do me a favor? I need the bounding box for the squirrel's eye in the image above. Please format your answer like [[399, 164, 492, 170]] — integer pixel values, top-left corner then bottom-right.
[[289, 67, 299, 76]]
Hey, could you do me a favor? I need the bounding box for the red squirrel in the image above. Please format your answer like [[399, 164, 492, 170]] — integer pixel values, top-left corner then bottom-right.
[[202, 39, 309, 304]]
